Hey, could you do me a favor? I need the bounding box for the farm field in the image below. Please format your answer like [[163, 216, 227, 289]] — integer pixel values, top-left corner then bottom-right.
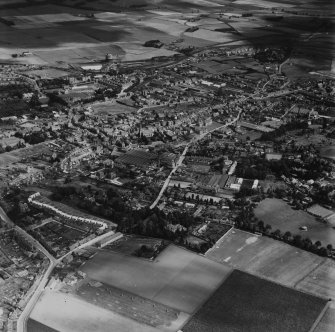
[[206, 229, 335, 308], [206, 229, 325, 287], [29, 290, 160, 332], [182, 269, 328, 332], [254, 198, 335, 246], [80, 244, 232, 314], [76, 281, 189, 331], [314, 308, 335, 332], [296, 259, 335, 308]]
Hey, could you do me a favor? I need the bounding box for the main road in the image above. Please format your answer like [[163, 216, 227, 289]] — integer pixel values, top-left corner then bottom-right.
[[0, 206, 116, 332], [149, 109, 243, 209]]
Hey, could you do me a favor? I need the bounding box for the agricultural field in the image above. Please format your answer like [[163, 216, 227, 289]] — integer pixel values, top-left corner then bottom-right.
[[296, 259, 335, 308], [80, 244, 232, 314], [76, 281, 189, 331], [254, 198, 335, 246], [182, 269, 328, 332], [314, 308, 335, 332], [29, 290, 160, 332], [206, 229, 325, 287]]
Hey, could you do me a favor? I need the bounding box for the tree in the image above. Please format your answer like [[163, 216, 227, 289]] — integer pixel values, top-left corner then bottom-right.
[[272, 229, 281, 239], [283, 231, 292, 242], [265, 224, 272, 234], [257, 221, 265, 232]]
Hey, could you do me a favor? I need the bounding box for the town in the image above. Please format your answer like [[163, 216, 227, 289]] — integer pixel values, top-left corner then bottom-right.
[[0, 0, 334, 331]]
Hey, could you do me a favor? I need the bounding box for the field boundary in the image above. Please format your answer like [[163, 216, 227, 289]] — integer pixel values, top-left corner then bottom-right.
[[293, 259, 327, 288], [204, 226, 234, 256], [309, 301, 331, 332], [179, 268, 234, 330]]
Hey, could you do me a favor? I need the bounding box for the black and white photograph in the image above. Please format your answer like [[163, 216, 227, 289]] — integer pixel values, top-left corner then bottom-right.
[[0, 0, 334, 331]]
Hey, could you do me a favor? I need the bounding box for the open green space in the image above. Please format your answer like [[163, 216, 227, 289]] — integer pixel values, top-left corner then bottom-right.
[[254, 198, 335, 246], [182, 269, 329, 332], [80, 244, 232, 314]]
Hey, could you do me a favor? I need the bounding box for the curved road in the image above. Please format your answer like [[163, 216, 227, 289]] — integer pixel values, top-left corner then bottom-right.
[[0, 206, 56, 332]]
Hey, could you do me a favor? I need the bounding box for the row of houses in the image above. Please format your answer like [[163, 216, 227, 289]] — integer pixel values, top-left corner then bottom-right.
[[28, 192, 108, 231]]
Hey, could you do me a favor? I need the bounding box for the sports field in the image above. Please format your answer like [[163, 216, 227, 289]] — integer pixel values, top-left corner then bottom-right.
[[206, 229, 325, 287], [30, 290, 159, 332], [91, 101, 136, 116], [80, 244, 232, 314], [254, 198, 335, 246], [182, 270, 328, 332]]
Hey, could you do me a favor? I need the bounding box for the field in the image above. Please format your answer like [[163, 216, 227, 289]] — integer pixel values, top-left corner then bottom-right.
[[182, 269, 328, 332], [206, 229, 325, 287], [0, 0, 331, 71], [0, 142, 52, 167], [296, 259, 335, 307], [29, 290, 159, 332], [254, 198, 335, 246], [91, 101, 136, 116], [320, 146, 335, 160], [314, 308, 335, 332], [80, 244, 232, 314], [206, 229, 335, 309], [105, 235, 167, 256], [76, 281, 189, 331]]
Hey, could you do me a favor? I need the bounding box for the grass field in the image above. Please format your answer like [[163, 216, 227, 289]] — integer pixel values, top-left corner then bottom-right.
[[80, 244, 232, 314], [314, 307, 335, 332], [0, 142, 52, 167], [206, 229, 335, 308], [182, 269, 328, 332], [206, 229, 325, 287], [254, 198, 335, 246], [296, 259, 335, 308], [30, 290, 159, 332], [91, 101, 136, 116], [76, 281, 189, 331]]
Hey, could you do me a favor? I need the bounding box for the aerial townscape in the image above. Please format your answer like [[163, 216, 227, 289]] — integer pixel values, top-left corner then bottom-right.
[[0, 0, 334, 331]]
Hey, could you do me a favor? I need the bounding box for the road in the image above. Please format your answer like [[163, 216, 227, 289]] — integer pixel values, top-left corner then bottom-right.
[[149, 109, 243, 209], [0, 206, 117, 332], [0, 207, 56, 332]]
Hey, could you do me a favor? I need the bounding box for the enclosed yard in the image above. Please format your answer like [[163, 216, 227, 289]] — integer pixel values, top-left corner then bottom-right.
[[80, 244, 232, 314], [182, 270, 328, 332], [254, 198, 335, 246]]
